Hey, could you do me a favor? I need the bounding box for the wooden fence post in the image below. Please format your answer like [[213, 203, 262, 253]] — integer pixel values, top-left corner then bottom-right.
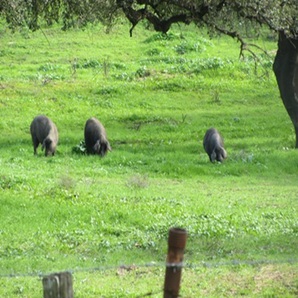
[[163, 227, 187, 298], [42, 271, 73, 298]]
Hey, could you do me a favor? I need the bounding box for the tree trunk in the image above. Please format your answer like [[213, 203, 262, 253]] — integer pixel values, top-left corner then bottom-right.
[[273, 31, 298, 148]]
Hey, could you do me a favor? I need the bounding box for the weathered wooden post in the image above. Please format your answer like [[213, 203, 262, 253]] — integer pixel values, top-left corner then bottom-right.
[[42, 271, 73, 298], [163, 227, 187, 298]]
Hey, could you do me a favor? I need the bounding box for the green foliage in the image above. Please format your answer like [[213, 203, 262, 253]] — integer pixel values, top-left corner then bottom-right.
[[1, 1, 297, 40], [144, 32, 179, 43], [0, 23, 297, 297], [72, 140, 87, 155]]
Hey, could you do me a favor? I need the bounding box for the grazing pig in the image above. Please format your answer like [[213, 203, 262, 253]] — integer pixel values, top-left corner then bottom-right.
[[84, 117, 111, 156], [30, 115, 59, 156], [203, 128, 227, 162]]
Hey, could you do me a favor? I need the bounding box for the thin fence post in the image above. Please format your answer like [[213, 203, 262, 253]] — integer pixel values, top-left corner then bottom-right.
[[163, 227, 187, 298], [42, 271, 73, 298]]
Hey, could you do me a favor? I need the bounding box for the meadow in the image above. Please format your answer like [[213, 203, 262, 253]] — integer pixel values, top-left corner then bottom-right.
[[0, 19, 297, 297]]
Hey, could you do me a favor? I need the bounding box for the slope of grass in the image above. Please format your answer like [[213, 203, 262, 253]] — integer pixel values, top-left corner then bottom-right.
[[0, 20, 297, 297]]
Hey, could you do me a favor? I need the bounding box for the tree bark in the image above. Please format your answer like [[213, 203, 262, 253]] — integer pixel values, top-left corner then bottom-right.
[[273, 31, 298, 148]]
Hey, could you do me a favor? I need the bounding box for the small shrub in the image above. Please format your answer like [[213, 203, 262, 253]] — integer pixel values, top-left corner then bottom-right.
[[111, 62, 127, 70], [38, 63, 59, 72], [96, 86, 118, 95], [146, 48, 161, 56], [0, 175, 15, 189], [59, 175, 76, 190], [126, 174, 149, 188], [0, 175, 26, 190], [72, 140, 87, 155], [113, 72, 133, 81], [44, 186, 79, 201], [211, 90, 221, 104], [174, 41, 206, 55], [152, 81, 186, 91], [174, 42, 189, 55], [36, 73, 65, 83], [135, 66, 150, 78], [144, 32, 177, 43], [233, 150, 254, 163], [75, 59, 101, 69]]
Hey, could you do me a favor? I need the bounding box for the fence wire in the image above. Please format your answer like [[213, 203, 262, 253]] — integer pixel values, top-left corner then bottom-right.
[[0, 258, 297, 279]]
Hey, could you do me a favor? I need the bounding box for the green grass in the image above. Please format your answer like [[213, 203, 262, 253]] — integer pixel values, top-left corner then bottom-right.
[[0, 20, 297, 297]]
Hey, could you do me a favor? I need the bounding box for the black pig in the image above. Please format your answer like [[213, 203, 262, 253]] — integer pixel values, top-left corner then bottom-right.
[[203, 128, 227, 162], [84, 117, 111, 156], [30, 115, 59, 156]]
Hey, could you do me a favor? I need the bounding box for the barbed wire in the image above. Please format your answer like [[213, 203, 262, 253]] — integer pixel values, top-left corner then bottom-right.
[[188, 258, 298, 268], [0, 258, 297, 279]]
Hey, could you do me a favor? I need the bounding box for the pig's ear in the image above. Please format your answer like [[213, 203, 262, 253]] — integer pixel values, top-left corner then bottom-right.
[[221, 147, 227, 159], [107, 142, 112, 152], [93, 140, 101, 154], [210, 151, 216, 162], [42, 138, 52, 151]]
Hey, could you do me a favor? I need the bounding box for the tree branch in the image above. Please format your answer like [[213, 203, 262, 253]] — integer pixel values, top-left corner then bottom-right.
[[145, 12, 190, 33], [117, 1, 191, 36], [116, 1, 146, 36]]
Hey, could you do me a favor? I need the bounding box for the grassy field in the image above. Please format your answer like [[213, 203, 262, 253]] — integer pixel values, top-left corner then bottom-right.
[[0, 19, 297, 297]]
